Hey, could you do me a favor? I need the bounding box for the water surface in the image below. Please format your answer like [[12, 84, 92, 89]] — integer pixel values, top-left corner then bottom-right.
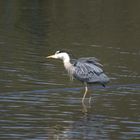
[[0, 1, 140, 139]]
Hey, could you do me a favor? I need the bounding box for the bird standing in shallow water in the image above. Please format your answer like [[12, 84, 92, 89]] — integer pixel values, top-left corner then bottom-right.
[[47, 51, 109, 103]]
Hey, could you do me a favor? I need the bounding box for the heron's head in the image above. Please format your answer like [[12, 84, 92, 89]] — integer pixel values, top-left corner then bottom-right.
[[47, 51, 70, 62]]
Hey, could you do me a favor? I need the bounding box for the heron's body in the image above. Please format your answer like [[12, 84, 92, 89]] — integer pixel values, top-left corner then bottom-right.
[[47, 51, 109, 103], [72, 58, 109, 86]]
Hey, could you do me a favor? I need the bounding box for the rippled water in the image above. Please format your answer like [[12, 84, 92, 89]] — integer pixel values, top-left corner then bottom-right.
[[0, 1, 140, 139]]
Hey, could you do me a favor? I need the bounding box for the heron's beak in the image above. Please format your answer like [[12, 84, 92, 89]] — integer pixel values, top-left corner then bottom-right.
[[46, 55, 56, 58]]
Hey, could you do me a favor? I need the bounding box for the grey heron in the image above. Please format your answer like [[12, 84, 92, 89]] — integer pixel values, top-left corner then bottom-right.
[[47, 50, 109, 103]]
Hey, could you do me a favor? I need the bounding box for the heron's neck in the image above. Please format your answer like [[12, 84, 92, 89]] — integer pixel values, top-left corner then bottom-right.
[[63, 56, 74, 80], [63, 56, 73, 70]]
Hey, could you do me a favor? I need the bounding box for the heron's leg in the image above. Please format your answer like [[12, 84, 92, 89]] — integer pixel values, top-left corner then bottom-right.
[[82, 83, 88, 103], [82, 102, 87, 113], [89, 96, 92, 104]]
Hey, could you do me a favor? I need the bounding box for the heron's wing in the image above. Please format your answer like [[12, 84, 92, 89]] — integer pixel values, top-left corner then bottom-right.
[[77, 57, 99, 61], [77, 57, 103, 67], [73, 60, 106, 83]]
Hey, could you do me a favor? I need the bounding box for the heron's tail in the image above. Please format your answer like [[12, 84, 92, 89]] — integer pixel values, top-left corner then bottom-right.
[[100, 73, 110, 86]]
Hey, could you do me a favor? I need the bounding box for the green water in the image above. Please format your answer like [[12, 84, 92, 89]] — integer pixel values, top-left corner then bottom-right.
[[0, 1, 140, 139]]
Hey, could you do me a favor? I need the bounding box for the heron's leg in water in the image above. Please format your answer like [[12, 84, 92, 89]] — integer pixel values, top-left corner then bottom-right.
[[89, 95, 92, 104], [82, 83, 88, 103]]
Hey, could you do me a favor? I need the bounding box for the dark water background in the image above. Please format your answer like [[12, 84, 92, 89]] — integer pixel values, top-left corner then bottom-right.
[[0, 0, 140, 139]]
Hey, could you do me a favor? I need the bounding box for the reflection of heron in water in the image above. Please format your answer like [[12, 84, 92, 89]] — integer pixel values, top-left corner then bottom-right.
[[47, 51, 109, 103]]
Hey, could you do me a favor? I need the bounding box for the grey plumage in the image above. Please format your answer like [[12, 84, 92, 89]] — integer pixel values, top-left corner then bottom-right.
[[72, 57, 109, 86]]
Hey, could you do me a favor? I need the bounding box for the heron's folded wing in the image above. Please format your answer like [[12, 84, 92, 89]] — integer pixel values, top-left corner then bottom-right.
[[73, 61, 104, 83], [77, 57, 99, 62], [77, 57, 103, 67]]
